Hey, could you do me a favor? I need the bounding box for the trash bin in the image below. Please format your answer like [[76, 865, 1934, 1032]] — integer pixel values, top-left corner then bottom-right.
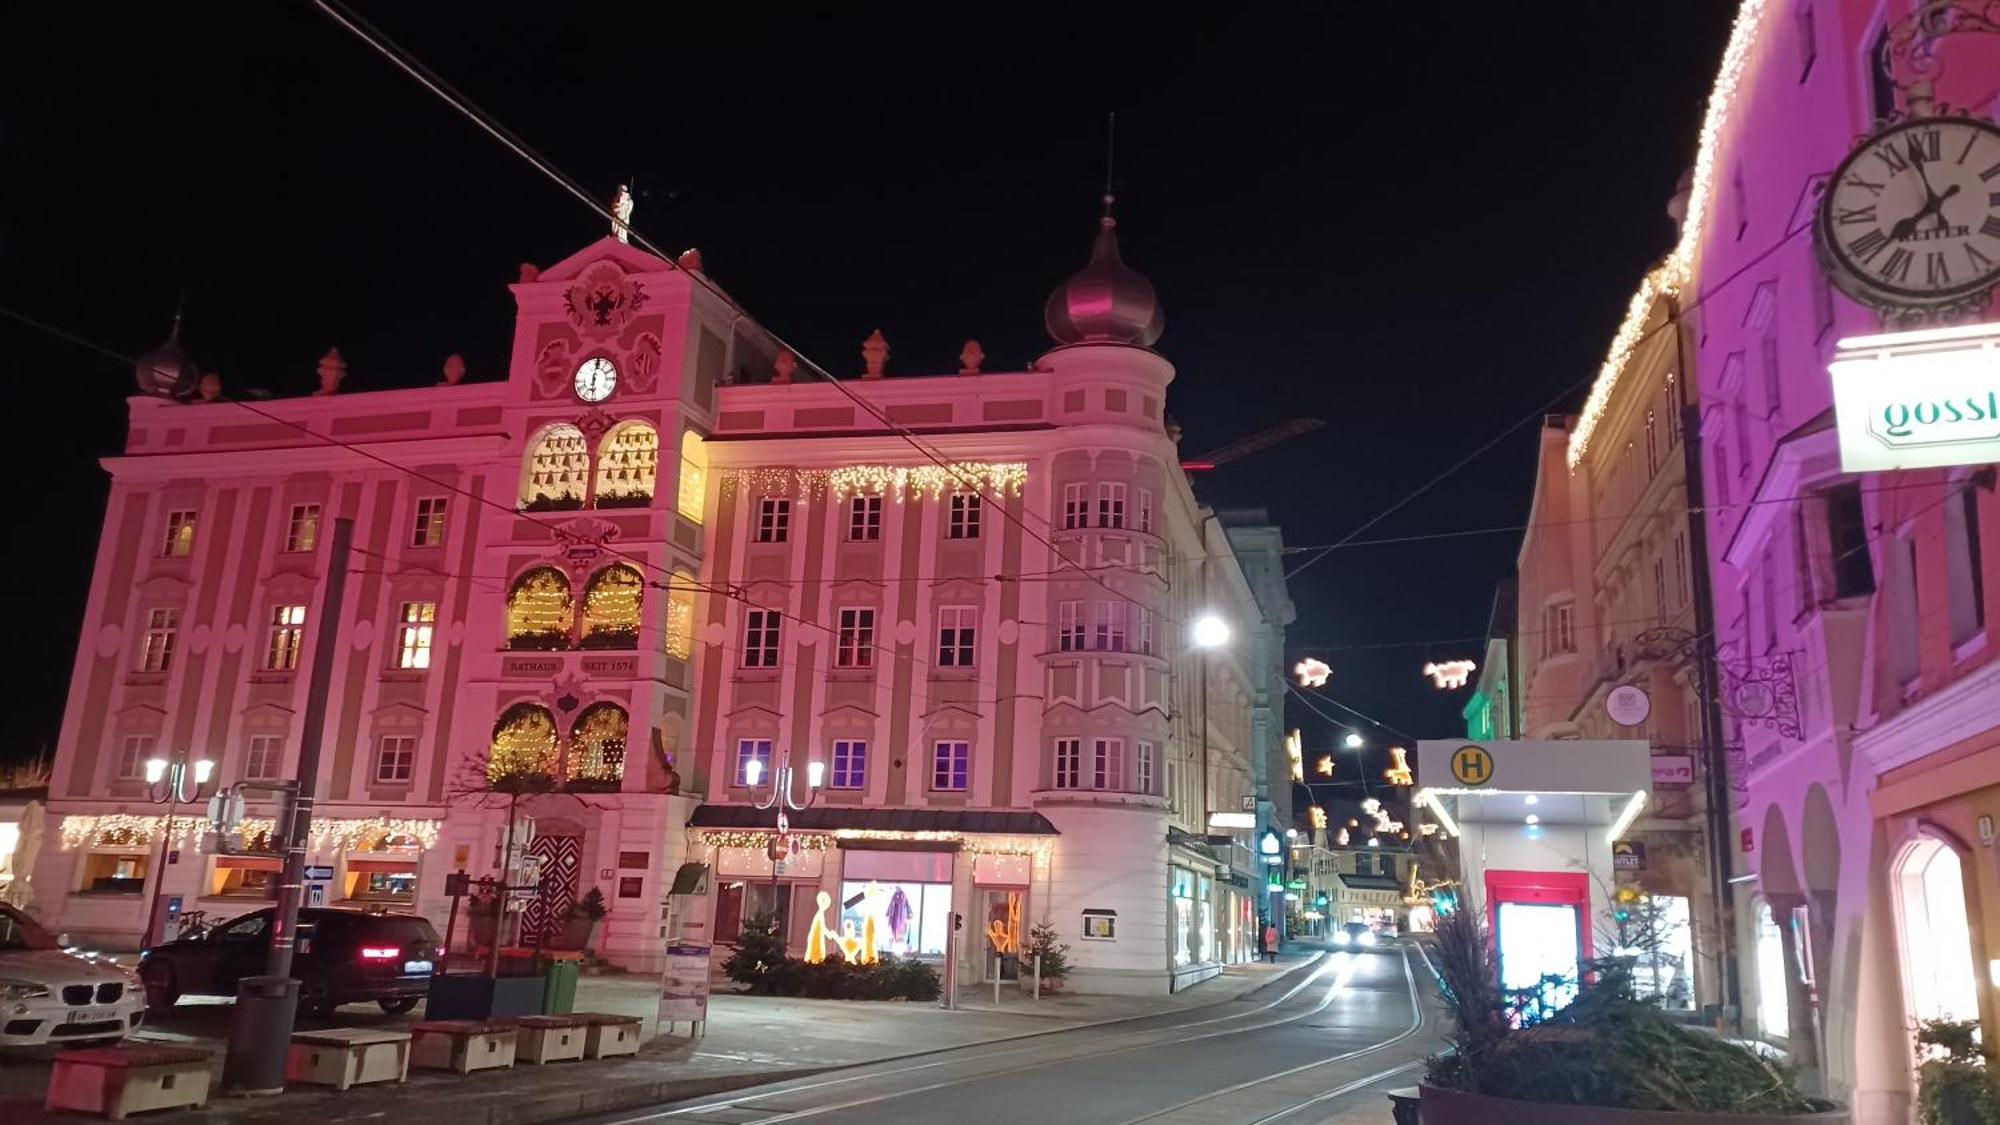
[[541, 955, 580, 1014]]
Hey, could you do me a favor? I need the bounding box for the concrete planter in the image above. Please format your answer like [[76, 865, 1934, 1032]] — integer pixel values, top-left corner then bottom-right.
[[425, 973, 546, 1020], [1419, 1086, 1849, 1125]]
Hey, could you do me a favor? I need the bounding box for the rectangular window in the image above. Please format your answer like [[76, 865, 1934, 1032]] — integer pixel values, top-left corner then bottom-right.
[[1663, 379, 1680, 449], [831, 740, 867, 790], [1946, 482, 1986, 646], [734, 739, 773, 786], [1761, 331, 1783, 422], [835, 607, 876, 668], [244, 735, 282, 781], [374, 735, 416, 784], [1062, 483, 1089, 530], [1734, 403, 1753, 479], [947, 493, 981, 539], [265, 604, 307, 671], [1093, 600, 1128, 652], [1674, 532, 1690, 606], [116, 735, 154, 781], [162, 510, 197, 557], [411, 498, 448, 548], [1097, 482, 1126, 529], [395, 601, 436, 670], [1137, 488, 1154, 535], [1653, 559, 1668, 619], [1645, 411, 1660, 476], [756, 498, 791, 544], [848, 496, 883, 542], [1826, 484, 1875, 598], [1136, 606, 1155, 655], [1713, 444, 1731, 508], [937, 605, 977, 667], [1054, 738, 1081, 789], [1890, 534, 1921, 686], [285, 504, 320, 553], [1761, 550, 1780, 652], [1136, 740, 1155, 795], [932, 740, 969, 791], [1058, 600, 1085, 652], [141, 608, 179, 672], [1093, 737, 1124, 790], [742, 609, 781, 668], [1547, 601, 1575, 656]]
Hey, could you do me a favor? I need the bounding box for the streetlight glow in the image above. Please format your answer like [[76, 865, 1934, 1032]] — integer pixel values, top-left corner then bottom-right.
[[1343, 732, 1364, 750], [807, 760, 826, 788], [1192, 615, 1230, 648], [743, 758, 764, 787], [144, 758, 168, 785], [193, 759, 215, 785]]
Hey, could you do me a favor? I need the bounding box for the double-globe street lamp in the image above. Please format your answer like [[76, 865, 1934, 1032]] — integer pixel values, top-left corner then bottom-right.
[[142, 748, 216, 947], [744, 754, 823, 943]]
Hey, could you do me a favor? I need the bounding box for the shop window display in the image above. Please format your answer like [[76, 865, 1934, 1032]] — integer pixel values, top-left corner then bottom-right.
[[840, 880, 950, 959]]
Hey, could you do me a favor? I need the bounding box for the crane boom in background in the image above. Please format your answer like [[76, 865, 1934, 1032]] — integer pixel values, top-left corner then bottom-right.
[[1180, 416, 1325, 471]]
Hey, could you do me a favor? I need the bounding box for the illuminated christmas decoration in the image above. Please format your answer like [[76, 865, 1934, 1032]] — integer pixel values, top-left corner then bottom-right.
[[1309, 806, 1328, 830], [1361, 797, 1381, 814], [521, 424, 589, 509], [1336, 828, 1350, 846], [581, 564, 644, 646], [506, 567, 575, 647], [804, 890, 836, 964], [1385, 746, 1414, 786], [593, 421, 658, 505], [718, 462, 1029, 506], [1315, 756, 1333, 777], [1293, 657, 1331, 687], [59, 813, 441, 853], [489, 702, 562, 782], [1286, 729, 1304, 783], [1570, 0, 1767, 469], [699, 830, 834, 851], [568, 702, 628, 785], [677, 431, 708, 522], [1422, 660, 1477, 690]]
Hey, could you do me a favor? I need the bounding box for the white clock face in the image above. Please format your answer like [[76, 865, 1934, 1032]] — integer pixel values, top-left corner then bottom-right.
[[1821, 117, 2000, 305], [573, 356, 618, 402]]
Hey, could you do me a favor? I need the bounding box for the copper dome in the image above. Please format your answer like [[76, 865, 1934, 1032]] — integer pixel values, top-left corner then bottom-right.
[[1044, 215, 1164, 348]]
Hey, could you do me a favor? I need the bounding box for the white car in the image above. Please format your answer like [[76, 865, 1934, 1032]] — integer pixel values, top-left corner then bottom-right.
[[0, 904, 145, 1048]]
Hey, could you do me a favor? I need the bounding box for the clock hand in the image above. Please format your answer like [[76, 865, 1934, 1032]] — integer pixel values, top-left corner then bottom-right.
[[1890, 183, 1958, 241]]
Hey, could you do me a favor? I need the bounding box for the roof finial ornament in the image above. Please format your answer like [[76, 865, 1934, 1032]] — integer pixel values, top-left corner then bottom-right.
[[1102, 111, 1118, 229], [861, 329, 889, 380], [1042, 113, 1164, 349], [958, 340, 985, 376], [610, 183, 634, 244]]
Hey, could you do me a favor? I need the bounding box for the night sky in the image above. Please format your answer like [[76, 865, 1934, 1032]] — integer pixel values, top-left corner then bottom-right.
[[2, 4, 1734, 775]]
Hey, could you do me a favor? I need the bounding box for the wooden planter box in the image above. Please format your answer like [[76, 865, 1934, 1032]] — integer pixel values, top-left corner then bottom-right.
[[425, 973, 545, 1019], [46, 1046, 212, 1120], [576, 1012, 643, 1059], [286, 1028, 412, 1090], [1419, 1085, 1850, 1125], [410, 1020, 518, 1075], [506, 1015, 588, 1064]]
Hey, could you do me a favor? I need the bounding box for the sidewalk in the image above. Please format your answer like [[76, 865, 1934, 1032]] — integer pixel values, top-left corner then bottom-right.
[[0, 951, 1322, 1124]]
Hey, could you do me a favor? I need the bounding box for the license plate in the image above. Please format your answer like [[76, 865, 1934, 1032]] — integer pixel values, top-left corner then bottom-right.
[[65, 1007, 116, 1024], [403, 960, 434, 975]]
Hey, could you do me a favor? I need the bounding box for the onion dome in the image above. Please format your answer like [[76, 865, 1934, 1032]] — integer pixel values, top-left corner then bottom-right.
[[1044, 197, 1164, 348], [134, 311, 199, 399]]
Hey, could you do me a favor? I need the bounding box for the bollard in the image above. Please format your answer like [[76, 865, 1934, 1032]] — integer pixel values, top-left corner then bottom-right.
[[1032, 954, 1041, 1000], [993, 958, 1001, 1006]]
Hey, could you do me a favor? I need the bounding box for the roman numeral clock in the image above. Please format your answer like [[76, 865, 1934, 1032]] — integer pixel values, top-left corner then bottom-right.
[[1818, 114, 2000, 319]]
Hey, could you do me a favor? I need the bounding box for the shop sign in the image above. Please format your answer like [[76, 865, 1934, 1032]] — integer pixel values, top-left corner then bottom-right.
[[501, 655, 563, 678], [1830, 323, 2000, 472], [1081, 909, 1116, 940], [657, 941, 711, 1028], [1606, 685, 1651, 727], [1650, 756, 1695, 786], [1613, 840, 1646, 871], [618, 876, 644, 899]]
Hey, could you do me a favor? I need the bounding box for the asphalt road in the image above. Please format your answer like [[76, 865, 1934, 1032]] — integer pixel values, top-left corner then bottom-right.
[[581, 943, 1440, 1125]]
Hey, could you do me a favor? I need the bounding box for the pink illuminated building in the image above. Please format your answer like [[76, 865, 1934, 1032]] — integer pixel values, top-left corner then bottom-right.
[[1562, 2, 2000, 1118], [34, 209, 1287, 992]]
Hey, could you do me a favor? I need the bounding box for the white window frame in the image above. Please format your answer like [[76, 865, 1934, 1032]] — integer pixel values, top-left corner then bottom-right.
[[1094, 600, 1128, 652], [1547, 601, 1575, 656], [742, 609, 782, 669], [1058, 601, 1085, 652], [1137, 488, 1153, 534], [848, 495, 883, 542], [1062, 483, 1089, 530], [1945, 479, 1986, 648], [932, 740, 970, 792], [284, 504, 319, 553], [937, 605, 977, 667], [1137, 607, 1155, 655], [734, 739, 773, 787], [116, 735, 154, 781], [395, 601, 437, 670], [1097, 482, 1127, 529], [756, 497, 791, 544], [1136, 740, 1155, 795], [1054, 738, 1081, 789], [1093, 737, 1124, 790], [947, 492, 981, 539], [374, 735, 416, 784], [265, 604, 307, 671], [162, 510, 197, 557], [244, 734, 282, 781], [412, 497, 448, 548], [830, 740, 867, 790], [141, 607, 178, 672], [835, 607, 876, 668]]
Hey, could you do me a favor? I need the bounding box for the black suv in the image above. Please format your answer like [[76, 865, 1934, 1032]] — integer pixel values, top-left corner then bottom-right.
[[139, 906, 440, 1016]]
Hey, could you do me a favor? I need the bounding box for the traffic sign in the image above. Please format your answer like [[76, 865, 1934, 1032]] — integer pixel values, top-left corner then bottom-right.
[[304, 864, 335, 880]]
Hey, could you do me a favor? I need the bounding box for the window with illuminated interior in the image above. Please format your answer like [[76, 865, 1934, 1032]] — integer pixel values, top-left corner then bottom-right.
[[595, 421, 658, 509], [506, 567, 574, 650], [581, 564, 644, 649], [665, 568, 697, 660], [567, 702, 628, 789], [677, 430, 708, 522], [521, 423, 590, 511], [488, 702, 561, 784], [1894, 835, 1981, 1026]]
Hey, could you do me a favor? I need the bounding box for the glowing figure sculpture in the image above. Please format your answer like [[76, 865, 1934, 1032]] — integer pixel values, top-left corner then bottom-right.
[[1423, 660, 1477, 689], [1385, 746, 1414, 786], [1294, 658, 1331, 687], [804, 891, 835, 964]]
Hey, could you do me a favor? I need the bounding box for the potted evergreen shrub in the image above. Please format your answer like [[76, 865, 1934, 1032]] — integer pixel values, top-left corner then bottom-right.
[[1914, 1019, 2000, 1125], [554, 887, 607, 953], [1026, 920, 1070, 994], [1420, 907, 1846, 1123]]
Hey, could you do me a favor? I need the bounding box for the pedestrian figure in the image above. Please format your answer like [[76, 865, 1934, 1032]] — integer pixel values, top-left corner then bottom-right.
[[1262, 923, 1279, 963]]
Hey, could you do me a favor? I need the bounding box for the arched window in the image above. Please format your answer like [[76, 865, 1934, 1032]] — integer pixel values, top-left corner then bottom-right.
[[567, 702, 628, 790], [521, 423, 589, 511], [506, 567, 574, 649], [595, 421, 658, 509], [581, 565, 644, 649], [677, 430, 708, 523], [1895, 836, 1980, 1025], [489, 703, 561, 785], [665, 567, 697, 660]]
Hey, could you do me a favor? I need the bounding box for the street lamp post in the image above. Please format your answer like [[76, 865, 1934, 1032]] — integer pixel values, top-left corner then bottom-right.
[[746, 754, 822, 944], [141, 749, 215, 948]]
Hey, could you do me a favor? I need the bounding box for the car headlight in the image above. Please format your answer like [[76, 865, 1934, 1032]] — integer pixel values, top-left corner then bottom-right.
[[1331, 930, 1349, 945], [0, 979, 51, 1001], [1358, 931, 1378, 947]]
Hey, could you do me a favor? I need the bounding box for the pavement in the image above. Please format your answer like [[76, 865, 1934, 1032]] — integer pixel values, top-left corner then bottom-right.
[[0, 949, 1324, 1124]]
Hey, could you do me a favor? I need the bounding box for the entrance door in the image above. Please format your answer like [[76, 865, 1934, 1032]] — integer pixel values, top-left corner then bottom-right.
[[981, 889, 1025, 980], [521, 833, 581, 948]]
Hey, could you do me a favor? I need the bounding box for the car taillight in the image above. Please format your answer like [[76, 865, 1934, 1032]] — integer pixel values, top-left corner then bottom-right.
[[360, 946, 400, 960]]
